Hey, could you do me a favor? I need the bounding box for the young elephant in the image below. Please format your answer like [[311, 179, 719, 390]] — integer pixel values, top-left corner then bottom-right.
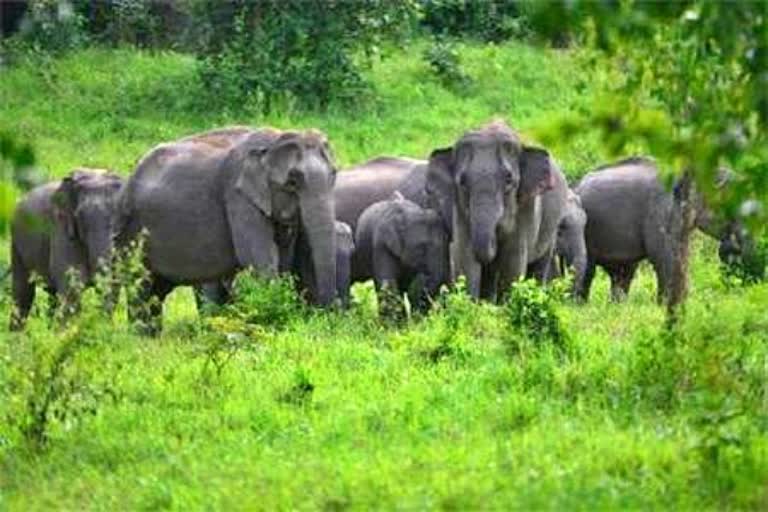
[[9, 169, 124, 329], [355, 192, 450, 317], [195, 221, 355, 310], [526, 189, 588, 295], [291, 220, 355, 307]]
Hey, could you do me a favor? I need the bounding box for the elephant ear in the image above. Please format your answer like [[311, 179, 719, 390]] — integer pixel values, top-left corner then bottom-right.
[[425, 147, 456, 236], [380, 203, 406, 258], [334, 221, 355, 252], [520, 146, 555, 202], [233, 132, 282, 217], [52, 175, 81, 240]]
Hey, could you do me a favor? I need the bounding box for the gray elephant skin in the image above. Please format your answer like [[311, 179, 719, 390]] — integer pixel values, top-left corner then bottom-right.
[[116, 126, 339, 332], [286, 220, 355, 307], [527, 188, 588, 293], [197, 220, 354, 309], [575, 157, 737, 302], [9, 169, 124, 329], [424, 121, 568, 301], [355, 192, 450, 315], [334, 156, 425, 232]]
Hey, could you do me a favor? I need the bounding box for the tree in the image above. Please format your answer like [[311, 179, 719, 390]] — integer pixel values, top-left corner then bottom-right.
[[529, 1, 767, 324]]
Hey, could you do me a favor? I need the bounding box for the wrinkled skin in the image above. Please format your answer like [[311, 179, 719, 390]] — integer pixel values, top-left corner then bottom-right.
[[355, 193, 450, 316], [10, 169, 124, 330], [334, 156, 425, 232], [528, 189, 588, 295], [117, 126, 338, 334], [426, 121, 567, 301], [575, 157, 743, 303]]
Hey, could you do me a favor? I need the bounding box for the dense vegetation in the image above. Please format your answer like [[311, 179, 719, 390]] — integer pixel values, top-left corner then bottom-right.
[[1, 38, 766, 509], [1, 1, 767, 508]]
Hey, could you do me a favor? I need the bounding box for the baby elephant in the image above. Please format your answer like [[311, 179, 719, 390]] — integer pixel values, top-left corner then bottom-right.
[[293, 220, 355, 307], [197, 220, 355, 309], [10, 169, 124, 329], [554, 190, 588, 295], [355, 192, 450, 318]]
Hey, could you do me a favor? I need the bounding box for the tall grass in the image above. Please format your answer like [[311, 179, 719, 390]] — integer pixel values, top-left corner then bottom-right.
[[1, 42, 766, 510]]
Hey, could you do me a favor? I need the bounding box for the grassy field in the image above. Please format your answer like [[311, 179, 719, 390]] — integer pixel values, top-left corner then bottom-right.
[[1, 41, 767, 510]]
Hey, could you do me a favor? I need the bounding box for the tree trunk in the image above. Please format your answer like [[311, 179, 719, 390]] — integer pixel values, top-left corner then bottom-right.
[[666, 170, 698, 328]]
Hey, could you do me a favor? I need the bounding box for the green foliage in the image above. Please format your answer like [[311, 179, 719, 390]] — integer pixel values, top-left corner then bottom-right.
[[222, 271, 305, 330], [2, 279, 121, 451], [503, 278, 570, 350], [423, 37, 472, 90], [530, 0, 767, 226], [1, 0, 88, 62], [420, 0, 527, 42], [2, 41, 767, 509], [721, 233, 768, 285], [0, 131, 36, 234], [194, 1, 416, 111]]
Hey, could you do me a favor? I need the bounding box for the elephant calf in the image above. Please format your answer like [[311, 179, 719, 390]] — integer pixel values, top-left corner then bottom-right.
[[528, 189, 588, 293], [354, 192, 450, 318], [196, 220, 355, 310], [291, 220, 355, 307], [9, 169, 124, 329]]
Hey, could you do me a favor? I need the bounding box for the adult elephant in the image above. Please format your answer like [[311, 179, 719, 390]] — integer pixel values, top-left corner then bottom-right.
[[575, 157, 741, 302], [116, 126, 338, 332], [424, 121, 568, 301], [334, 156, 425, 232], [10, 169, 124, 329]]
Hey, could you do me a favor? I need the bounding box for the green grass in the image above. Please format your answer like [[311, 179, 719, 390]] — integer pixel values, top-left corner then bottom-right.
[[1, 42, 767, 510]]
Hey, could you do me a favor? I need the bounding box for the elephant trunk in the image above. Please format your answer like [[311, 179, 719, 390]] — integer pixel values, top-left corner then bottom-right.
[[300, 190, 337, 307], [86, 224, 119, 313], [469, 195, 502, 265]]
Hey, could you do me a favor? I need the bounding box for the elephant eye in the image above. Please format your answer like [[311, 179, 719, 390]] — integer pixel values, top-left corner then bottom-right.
[[457, 173, 468, 187]]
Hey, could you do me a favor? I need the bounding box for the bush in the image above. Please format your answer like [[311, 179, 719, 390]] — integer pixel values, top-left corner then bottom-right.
[[503, 279, 569, 350], [420, 0, 527, 42], [423, 37, 472, 90], [721, 233, 767, 285], [192, 1, 416, 111], [223, 271, 305, 330], [1, 0, 88, 61]]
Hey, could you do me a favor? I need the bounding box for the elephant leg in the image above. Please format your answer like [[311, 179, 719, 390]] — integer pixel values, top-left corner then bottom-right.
[[130, 273, 173, 336], [45, 286, 59, 323], [194, 281, 232, 315], [480, 264, 499, 302], [10, 257, 34, 331], [607, 263, 637, 302], [496, 238, 529, 303], [576, 257, 597, 302], [651, 260, 672, 305], [373, 249, 406, 323], [226, 193, 279, 277]]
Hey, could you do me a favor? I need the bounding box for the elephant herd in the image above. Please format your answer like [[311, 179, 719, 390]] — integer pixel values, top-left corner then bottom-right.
[[9, 120, 746, 332]]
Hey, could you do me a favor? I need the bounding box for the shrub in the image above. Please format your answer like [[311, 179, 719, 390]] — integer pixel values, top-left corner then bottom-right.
[[420, 0, 527, 42], [222, 271, 305, 330], [503, 279, 569, 351], [1, 0, 88, 61], [423, 37, 472, 90], [721, 233, 767, 285], [192, 1, 416, 111]]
